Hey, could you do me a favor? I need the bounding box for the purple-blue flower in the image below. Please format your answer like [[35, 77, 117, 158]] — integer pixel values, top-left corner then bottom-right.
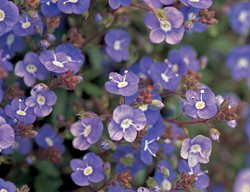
[[70, 152, 105, 186], [153, 159, 176, 191], [4, 98, 36, 124], [178, 159, 209, 189], [233, 169, 250, 192], [15, 52, 50, 87], [183, 88, 218, 119], [226, 45, 250, 81], [0, 0, 19, 36], [144, 7, 185, 44], [13, 13, 43, 37], [55, 43, 85, 73], [112, 145, 146, 175], [108, 105, 147, 142], [167, 49, 188, 75], [108, 0, 131, 9], [140, 129, 160, 165], [176, 45, 200, 71], [181, 7, 207, 33], [0, 178, 16, 192], [128, 56, 154, 79], [35, 124, 65, 153], [180, 0, 212, 9], [2, 137, 32, 155], [150, 62, 181, 91], [104, 29, 131, 62], [230, 2, 250, 36], [57, 0, 90, 14], [25, 89, 57, 117], [0, 116, 14, 151], [39, 50, 71, 74], [181, 135, 212, 167], [40, 0, 61, 17], [0, 32, 26, 57], [105, 70, 139, 97], [70, 116, 103, 150]]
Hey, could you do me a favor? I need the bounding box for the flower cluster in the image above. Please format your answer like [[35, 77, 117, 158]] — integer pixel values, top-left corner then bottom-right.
[[0, 0, 249, 192]]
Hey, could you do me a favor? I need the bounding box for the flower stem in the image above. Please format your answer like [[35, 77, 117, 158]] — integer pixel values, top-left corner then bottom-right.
[[165, 118, 210, 127], [130, 3, 154, 12]]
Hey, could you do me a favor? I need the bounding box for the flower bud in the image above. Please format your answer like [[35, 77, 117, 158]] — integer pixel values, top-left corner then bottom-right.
[[209, 128, 220, 142], [158, 166, 170, 177], [150, 99, 164, 110]]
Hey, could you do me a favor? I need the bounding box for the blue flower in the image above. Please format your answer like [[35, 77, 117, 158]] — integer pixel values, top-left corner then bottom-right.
[[226, 45, 250, 81], [0, 0, 19, 36], [150, 62, 181, 91], [35, 124, 65, 153], [25, 89, 57, 117], [13, 13, 43, 37], [108, 0, 132, 9], [70, 152, 105, 186], [15, 52, 50, 87], [230, 2, 250, 36], [105, 29, 131, 62], [57, 0, 90, 14], [0, 178, 16, 192], [40, 0, 61, 17], [105, 70, 139, 97], [181, 135, 212, 167]]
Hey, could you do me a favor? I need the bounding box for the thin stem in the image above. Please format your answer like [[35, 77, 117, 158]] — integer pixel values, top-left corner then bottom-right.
[[130, 3, 154, 12], [165, 118, 211, 127]]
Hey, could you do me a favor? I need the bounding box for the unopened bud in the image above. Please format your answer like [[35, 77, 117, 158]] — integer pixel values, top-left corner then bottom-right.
[[209, 128, 220, 142], [158, 166, 170, 177], [150, 99, 164, 110]]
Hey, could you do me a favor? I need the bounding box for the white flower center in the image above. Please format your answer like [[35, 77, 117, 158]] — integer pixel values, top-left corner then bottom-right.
[[83, 166, 93, 176], [22, 21, 31, 29], [16, 110, 27, 116], [241, 183, 250, 192], [162, 179, 172, 191], [161, 73, 169, 82], [172, 64, 179, 72], [195, 89, 206, 109], [52, 60, 64, 68], [139, 104, 148, 112], [121, 118, 133, 130], [160, 20, 172, 32], [26, 64, 37, 73], [190, 0, 200, 2], [110, 70, 129, 89], [0, 189, 8, 192], [238, 11, 248, 22], [45, 137, 54, 146], [117, 81, 128, 88], [190, 144, 201, 153], [195, 101, 205, 109], [237, 58, 249, 69], [114, 41, 121, 50], [83, 125, 91, 137], [0, 10, 5, 22], [37, 95, 46, 105]]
